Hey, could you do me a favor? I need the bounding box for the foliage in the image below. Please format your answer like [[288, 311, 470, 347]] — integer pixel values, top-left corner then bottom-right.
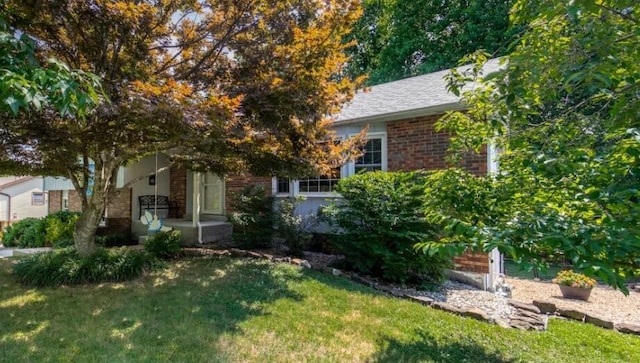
[[229, 185, 276, 248], [12, 247, 158, 287], [1, 0, 364, 256], [1, 211, 80, 248], [323, 171, 453, 283], [345, 0, 519, 85], [44, 211, 80, 246], [423, 0, 640, 293], [52, 237, 74, 249], [144, 230, 182, 260], [95, 232, 134, 248], [1, 218, 45, 248], [3, 257, 640, 362], [0, 15, 103, 117], [275, 197, 318, 256], [552, 270, 597, 289]]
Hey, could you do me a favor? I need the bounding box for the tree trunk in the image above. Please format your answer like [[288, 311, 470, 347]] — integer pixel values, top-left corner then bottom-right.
[[73, 203, 104, 257]]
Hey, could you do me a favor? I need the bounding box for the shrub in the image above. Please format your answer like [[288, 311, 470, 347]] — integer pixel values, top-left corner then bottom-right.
[[52, 237, 75, 249], [144, 230, 182, 259], [228, 184, 275, 248], [95, 232, 134, 247], [45, 211, 80, 245], [1, 218, 46, 248], [12, 247, 159, 287], [323, 171, 453, 284], [275, 197, 317, 256]]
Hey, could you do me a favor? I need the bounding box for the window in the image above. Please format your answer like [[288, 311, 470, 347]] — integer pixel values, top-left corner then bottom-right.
[[298, 167, 341, 193], [355, 138, 383, 173], [62, 190, 69, 210], [276, 178, 290, 194], [32, 192, 45, 206]]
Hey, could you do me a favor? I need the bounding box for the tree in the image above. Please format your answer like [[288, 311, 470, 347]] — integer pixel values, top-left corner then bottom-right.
[[0, 0, 363, 256], [0, 16, 103, 118], [344, 0, 518, 85], [421, 0, 640, 292]]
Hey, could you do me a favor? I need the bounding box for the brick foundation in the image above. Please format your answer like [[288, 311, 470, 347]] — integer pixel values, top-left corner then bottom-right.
[[454, 250, 490, 274]]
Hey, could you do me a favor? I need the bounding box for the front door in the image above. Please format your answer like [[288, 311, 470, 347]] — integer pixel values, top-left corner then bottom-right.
[[202, 172, 224, 214]]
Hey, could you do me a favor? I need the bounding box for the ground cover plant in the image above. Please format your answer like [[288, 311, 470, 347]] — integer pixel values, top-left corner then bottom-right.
[[0, 256, 638, 362]]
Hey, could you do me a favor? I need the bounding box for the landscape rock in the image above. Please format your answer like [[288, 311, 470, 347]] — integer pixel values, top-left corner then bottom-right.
[[406, 295, 433, 306], [332, 268, 342, 276], [229, 248, 247, 257], [291, 258, 304, 266], [351, 274, 376, 287], [462, 308, 492, 322], [532, 300, 557, 314], [615, 323, 640, 335], [585, 314, 614, 329], [508, 300, 541, 314], [557, 308, 585, 321], [246, 251, 263, 259], [431, 302, 464, 315], [300, 260, 312, 269]]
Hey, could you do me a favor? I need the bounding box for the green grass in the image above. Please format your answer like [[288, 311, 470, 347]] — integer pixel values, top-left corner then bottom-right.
[[0, 257, 638, 362]]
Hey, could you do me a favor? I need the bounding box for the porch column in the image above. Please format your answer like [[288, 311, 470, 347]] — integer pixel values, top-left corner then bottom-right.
[[192, 172, 201, 227]]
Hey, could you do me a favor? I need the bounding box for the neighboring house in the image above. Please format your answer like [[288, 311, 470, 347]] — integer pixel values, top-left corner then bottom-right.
[[46, 59, 503, 288], [0, 176, 48, 230]]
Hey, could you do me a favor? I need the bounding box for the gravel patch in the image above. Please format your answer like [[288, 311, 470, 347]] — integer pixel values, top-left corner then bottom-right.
[[506, 277, 640, 325]]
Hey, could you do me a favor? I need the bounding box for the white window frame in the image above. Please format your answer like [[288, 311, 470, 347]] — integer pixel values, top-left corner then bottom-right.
[[272, 132, 387, 198], [32, 192, 46, 206], [347, 132, 387, 176]]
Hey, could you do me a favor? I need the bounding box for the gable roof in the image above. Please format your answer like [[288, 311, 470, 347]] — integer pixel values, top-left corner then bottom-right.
[[0, 176, 36, 191], [335, 58, 504, 125]]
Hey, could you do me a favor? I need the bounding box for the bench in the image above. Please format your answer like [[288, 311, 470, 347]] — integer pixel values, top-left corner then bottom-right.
[[138, 195, 179, 219]]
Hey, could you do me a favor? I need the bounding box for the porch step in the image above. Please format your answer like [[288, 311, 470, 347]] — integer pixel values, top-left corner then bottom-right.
[[162, 220, 232, 246]]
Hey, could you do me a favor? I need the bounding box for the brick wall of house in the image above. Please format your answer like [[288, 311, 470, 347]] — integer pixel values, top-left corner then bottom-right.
[[68, 190, 83, 212], [170, 166, 187, 218], [386, 114, 490, 274], [225, 173, 272, 214], [48, 190, 62, 213], [386, 114, 487, 175]]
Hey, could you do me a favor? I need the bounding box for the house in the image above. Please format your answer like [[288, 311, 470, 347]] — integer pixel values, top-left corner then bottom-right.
[[0, 176, 49, 230], [46, 59, 504, 289]]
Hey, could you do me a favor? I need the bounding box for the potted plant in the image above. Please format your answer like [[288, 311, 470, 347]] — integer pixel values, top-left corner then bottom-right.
[[552, 270, 597, 301]]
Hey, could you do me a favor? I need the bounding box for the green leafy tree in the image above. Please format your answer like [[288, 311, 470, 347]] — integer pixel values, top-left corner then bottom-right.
[[0, 0, 364, 256], [345, 0, 518, 85], [0, 16, 102, 117], [421, 0, 640, 292]]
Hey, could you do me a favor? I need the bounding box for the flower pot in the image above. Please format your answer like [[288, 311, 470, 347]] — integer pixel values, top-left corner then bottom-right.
[[559, 285, 592, 301]]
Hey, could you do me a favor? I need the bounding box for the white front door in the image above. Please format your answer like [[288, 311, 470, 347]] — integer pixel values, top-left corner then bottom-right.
[[202, 172, 224, 214]]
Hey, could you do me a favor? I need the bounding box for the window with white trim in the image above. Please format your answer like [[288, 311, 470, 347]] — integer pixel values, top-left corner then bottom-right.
[[276, 178, 290, 194], [355, 138, 383, 173], [32, 192, 45, 206], [298, 167, 341, 193]]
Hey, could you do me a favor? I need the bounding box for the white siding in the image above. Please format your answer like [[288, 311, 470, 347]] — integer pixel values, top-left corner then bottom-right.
[[0, 178, 48, 222]]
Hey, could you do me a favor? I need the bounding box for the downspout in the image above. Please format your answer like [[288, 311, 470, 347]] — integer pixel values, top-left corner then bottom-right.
[[0, 192, 10, 227]]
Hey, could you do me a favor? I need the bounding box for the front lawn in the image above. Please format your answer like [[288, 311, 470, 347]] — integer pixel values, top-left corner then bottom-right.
[[0, 256, 638, 362]]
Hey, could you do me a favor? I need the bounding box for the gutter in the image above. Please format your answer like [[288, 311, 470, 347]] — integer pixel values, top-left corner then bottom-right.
[[332, 102, 466, 127], [0, 192, 10, 225]]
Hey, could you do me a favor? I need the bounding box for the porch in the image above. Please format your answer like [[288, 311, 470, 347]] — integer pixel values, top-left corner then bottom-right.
[[134, 216, 232, 246]]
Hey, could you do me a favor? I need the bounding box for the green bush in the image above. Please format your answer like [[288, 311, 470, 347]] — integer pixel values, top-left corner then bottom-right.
[[275, 197, 317, 256], [45, 211, 80, 245], [95, 232, 134, 247], [323, 171, 453, 284], [1, 218, 46, 248], [12, 247, 159, 287], [52, 237, 75, 249], [228, 184, 275, 248], [144, 230, 182, 259]]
